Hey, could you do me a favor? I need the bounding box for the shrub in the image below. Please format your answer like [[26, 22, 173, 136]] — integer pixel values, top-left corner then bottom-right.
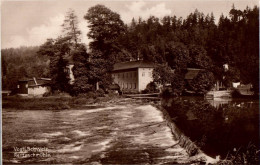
[[72, 97, 89, 104], [96, 89, 105, 97], [142, 82, 160, 94], [231, 88, 241, 98], [85, 91, 97, 99], [217, 143, 259, 165]]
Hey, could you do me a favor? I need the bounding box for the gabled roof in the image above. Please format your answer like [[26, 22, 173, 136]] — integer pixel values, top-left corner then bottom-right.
[[184, 68, 203, 80], [18, 78, 51, 87], [113, 60, 155, 71]]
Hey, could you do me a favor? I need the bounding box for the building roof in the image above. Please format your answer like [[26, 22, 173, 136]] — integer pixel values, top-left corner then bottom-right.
[[184, 68, 203, 80], [64, 54, 74, 65], [113, 60, 155, 71], [18, 78, 51, 87]]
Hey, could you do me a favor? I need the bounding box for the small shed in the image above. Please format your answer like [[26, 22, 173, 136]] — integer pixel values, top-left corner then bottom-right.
[[17, 78, 51, 96]]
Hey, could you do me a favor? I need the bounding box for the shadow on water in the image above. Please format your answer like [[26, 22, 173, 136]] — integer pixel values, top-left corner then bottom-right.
[[162, 96, 259, 158]]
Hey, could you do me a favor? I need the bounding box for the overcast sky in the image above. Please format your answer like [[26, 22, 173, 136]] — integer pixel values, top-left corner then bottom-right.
[[1, 0, 258, 49]]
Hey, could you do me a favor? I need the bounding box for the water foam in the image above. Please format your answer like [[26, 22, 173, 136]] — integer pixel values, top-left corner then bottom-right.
[[137, 105, 164, 123], [23, 138, 48, 143], [42, 132, 63, 137], [92, 139, 112, 153], [72, 130, 91, 137], [56, 142, 84, 153]]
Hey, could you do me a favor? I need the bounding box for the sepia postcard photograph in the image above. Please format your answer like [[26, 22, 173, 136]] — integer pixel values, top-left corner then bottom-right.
[[1, 0, 259, 164]]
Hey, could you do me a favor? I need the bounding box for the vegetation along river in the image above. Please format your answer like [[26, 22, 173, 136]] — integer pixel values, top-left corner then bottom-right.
[[162, 96, 259, 160]]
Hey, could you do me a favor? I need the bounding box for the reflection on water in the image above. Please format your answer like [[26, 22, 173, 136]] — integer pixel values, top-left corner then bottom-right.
[[162, 96, 259, 158]]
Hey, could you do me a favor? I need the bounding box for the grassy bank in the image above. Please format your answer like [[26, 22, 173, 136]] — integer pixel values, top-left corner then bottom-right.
[[2, 94, 121, 110]]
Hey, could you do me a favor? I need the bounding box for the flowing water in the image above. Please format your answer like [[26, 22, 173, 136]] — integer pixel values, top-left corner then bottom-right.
[[162, 96, 259, 159], [3, 100, 194, 164]]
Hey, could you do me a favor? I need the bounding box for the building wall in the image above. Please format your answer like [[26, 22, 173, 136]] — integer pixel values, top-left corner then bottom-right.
[[112, 69, 138, 91], [17, 82, 28, 94], [138, 68, 153, 91], [28, 86, 50, 96], [67, 64, 75, 84]]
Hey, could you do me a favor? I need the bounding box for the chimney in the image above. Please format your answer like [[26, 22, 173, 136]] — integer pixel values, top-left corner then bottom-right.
[[137, 51, 140, 61], [33, 77, 38, 85]]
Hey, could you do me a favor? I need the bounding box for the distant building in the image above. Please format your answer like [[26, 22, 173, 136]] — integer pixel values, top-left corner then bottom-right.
[[2, 90, 11, 96], [64, 55, 75, 84], [17, 78, 51, 96], [111, 61, 155, 92], [112, 61, 206, 92], [237, 84, 254, 95], [184, 68, 203, 80]]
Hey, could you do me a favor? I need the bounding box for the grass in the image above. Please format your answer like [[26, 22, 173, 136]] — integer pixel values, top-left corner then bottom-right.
[[2, 94, 120, 110]]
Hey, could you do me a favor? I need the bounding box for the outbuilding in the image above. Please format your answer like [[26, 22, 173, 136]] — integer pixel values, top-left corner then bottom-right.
[[17, 78, 51, 96]]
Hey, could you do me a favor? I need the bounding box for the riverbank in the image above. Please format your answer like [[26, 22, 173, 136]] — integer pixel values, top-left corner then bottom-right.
[[2, 94, 123, 110]]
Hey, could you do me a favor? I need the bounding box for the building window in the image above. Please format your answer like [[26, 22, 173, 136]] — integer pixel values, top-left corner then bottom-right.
[[149, 72, 152, 77], [142, 72, 145, 77], [130, 83, 132, 89], [122, 73, 124, 78], [126, 73, 128, 78], [134, 83, 136, 89]]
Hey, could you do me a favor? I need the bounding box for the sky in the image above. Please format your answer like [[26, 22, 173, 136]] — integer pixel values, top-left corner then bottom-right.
[[1, 0, 259, 49]]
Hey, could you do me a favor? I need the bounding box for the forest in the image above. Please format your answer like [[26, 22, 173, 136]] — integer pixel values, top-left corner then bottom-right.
[[2, 5, 259, 95]]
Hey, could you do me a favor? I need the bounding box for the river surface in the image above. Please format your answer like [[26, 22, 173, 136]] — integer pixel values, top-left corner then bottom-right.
[[3, 99, 194, 164], [162, 96, 259, 159]]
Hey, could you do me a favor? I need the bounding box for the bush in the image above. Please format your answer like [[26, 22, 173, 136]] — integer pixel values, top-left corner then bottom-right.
[[187, 70, 215, 94], [142, 82, 160, 94], [161, 87, 174, 97], [72, 97, 89, 104], [231, 88, 241, 98], [122, 89, 140, 94], [84, 91, 97, 99], [217, 143, 259, 165], [96, 89, 105, 97]]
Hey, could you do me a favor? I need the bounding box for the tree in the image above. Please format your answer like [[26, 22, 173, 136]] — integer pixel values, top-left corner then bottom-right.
[[38, 37, 71, 92], [165, 42, 191, 69], [50, 54, 70, 91], [71, 45, 93, 95], [188, 44, 212, 69], [2, 46, 49, 91], [187, 70, 215, 94], [62, 9, 81, 46], [87, 49, 114, 90], [153, 64, 173, 86], [84, 4, 126, 53], [170, 69, 186, 96]]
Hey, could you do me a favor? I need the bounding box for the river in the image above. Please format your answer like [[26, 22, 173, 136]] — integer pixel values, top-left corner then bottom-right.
[[3, 99, 195, 164]]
